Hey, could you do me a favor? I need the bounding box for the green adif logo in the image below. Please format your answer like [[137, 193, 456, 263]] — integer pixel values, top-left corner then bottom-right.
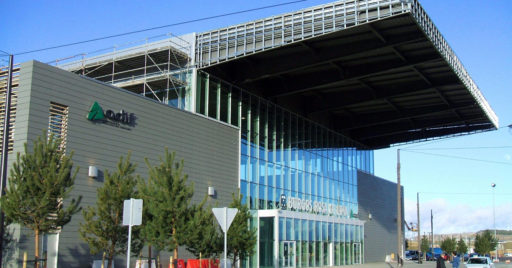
[[87, 101, 105, 121], [86, 101, 135, 126]]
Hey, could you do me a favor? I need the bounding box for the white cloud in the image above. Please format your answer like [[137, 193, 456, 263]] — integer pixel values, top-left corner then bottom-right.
[[404, 198, 512, 235], [504, 154, 511, 161]]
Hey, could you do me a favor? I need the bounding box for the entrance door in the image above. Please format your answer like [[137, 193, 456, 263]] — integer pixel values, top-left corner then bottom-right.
[[259, 217, 275, 268], [281, 241, 296, 267], [353, 243, 361, 264]]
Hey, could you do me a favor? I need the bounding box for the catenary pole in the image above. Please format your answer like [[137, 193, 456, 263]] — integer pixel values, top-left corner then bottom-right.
[[492, 183, 496, 260], [0, 54, 14, 266], [431, 210, 433, 258], [417, 192, 421, 263], [397, 149, 402, 267]]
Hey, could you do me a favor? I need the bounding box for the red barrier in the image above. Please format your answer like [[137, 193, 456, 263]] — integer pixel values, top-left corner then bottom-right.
[[183, 259, 219, 268], [176, 259, 185, 268], [186, 259, 200, 268]]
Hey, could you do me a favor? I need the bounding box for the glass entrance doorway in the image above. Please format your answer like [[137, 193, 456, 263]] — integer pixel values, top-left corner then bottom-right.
[[280, 241, 296, 267], [260, 217, 275, 268], [353, 243, 362, 264]]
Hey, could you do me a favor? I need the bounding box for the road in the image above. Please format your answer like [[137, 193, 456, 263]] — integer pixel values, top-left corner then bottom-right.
[[341, 260, 512, 268]]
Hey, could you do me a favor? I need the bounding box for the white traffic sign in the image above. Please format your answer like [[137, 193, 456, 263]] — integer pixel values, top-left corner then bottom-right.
[[123, 198, 143, 268], [212, 207, 238, 233], [212, 207, 238, 268], [123, 198, 143, 226]]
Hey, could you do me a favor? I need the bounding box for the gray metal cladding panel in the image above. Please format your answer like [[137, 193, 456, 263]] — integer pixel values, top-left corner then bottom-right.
[[358, 170, 403, 263], [13, 61, 240, 267]]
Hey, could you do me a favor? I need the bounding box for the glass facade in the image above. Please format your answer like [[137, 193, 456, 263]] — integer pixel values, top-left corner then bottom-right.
[[196, 70, 373, 267]]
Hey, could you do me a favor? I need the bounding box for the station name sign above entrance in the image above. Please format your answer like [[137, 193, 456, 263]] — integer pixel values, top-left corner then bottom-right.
[[86, 101, 136, 129], [280, 194, 348, 217]]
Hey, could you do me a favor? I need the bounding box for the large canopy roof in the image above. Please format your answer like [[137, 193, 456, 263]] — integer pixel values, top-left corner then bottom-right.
[[198, 0, 498, 149]]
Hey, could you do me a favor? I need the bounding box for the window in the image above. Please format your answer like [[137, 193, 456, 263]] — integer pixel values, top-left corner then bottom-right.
[[48, 102, 69, 152]]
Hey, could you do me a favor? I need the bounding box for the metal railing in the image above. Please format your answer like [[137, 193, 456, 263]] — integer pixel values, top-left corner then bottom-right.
[[196, 0, 410, 67], [410, 0, 499, 128], [54, 32, 192, 71], [196, 0, 498, 129]]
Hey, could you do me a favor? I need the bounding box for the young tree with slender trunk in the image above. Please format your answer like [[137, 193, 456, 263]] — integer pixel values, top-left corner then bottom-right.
[[421, 235, 430, 260], [138, 149, 194, 260], [440, 237, 457, 260], [1, 133, 81, 268], [456, 238, 468, 256], [227, 193, 256, 265], [474, 230, 498, 256], [185, 201, 222, 259], [79, 153, 142, 268]]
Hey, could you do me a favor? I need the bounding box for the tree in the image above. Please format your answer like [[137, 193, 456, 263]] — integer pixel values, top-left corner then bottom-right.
[[79, 153, 142, 268], [227, 193, 257, 265], [138, 149, 194, 259], [456, 238, 468, 255], [440, 237, 456, 257], [474, 230, 498, 256], [185, 202, 222, 258], [421, 235, 430, 257], [1, 133, 81, 267]]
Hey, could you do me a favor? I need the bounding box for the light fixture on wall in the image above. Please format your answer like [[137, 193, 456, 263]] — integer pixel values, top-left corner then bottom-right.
[[368, 213, 373, 220], [88, 166, 98, 178], [208, 186, 215, 197]]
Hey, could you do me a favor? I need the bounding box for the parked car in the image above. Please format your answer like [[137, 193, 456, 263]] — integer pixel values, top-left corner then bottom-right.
[[426, 248, 443, 261], [406, 250, 419, 260], [465, 257, 494, 268]]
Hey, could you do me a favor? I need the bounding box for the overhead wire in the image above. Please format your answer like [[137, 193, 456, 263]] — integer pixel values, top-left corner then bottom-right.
[[401, 149, 512, 166], [14, 0, 307, 56], [405, 146, 512, 151], [396, 124, 512, 150], [419, 191, 512, 196]]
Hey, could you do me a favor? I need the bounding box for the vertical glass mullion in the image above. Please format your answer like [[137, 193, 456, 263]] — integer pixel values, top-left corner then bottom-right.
[[204, 73, 210, 117], [261, 101, 268, 209], [227, 85, 232, 124], [279, 108, 284, 191], [237, 88, 242, 128], [216, 81, 221, 120], [270, 104, 276, 208], [292, 114, 298, 195], [195, 72, 203, 114]]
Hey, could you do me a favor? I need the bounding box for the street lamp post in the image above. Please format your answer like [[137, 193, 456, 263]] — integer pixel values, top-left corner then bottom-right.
[[491, 183, 496, 260]]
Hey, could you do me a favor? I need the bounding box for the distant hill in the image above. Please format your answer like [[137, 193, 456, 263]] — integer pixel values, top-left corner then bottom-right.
[[476, 229, 512, 236]]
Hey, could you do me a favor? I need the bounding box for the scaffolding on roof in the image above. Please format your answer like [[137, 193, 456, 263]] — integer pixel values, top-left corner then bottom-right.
[[57, 33, 193, 109]]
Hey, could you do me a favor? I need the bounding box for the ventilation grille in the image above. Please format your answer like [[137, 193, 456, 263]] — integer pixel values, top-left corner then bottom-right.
[[0, 64, 20, 153]]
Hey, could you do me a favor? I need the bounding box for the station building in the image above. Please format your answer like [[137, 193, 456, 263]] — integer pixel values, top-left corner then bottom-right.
[[0, 0, 498, 267]]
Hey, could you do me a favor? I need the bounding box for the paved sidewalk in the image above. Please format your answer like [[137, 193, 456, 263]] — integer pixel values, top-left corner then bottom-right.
[[342, 261, 436, 268]]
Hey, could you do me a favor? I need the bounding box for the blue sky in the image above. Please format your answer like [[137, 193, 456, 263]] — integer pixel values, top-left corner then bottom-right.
[[2, 0, 511, 235]]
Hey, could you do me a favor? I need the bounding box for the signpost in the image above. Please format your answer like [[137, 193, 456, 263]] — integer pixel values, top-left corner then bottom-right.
[[123, 198, 143, 268], [212, 207, 238, 268]]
